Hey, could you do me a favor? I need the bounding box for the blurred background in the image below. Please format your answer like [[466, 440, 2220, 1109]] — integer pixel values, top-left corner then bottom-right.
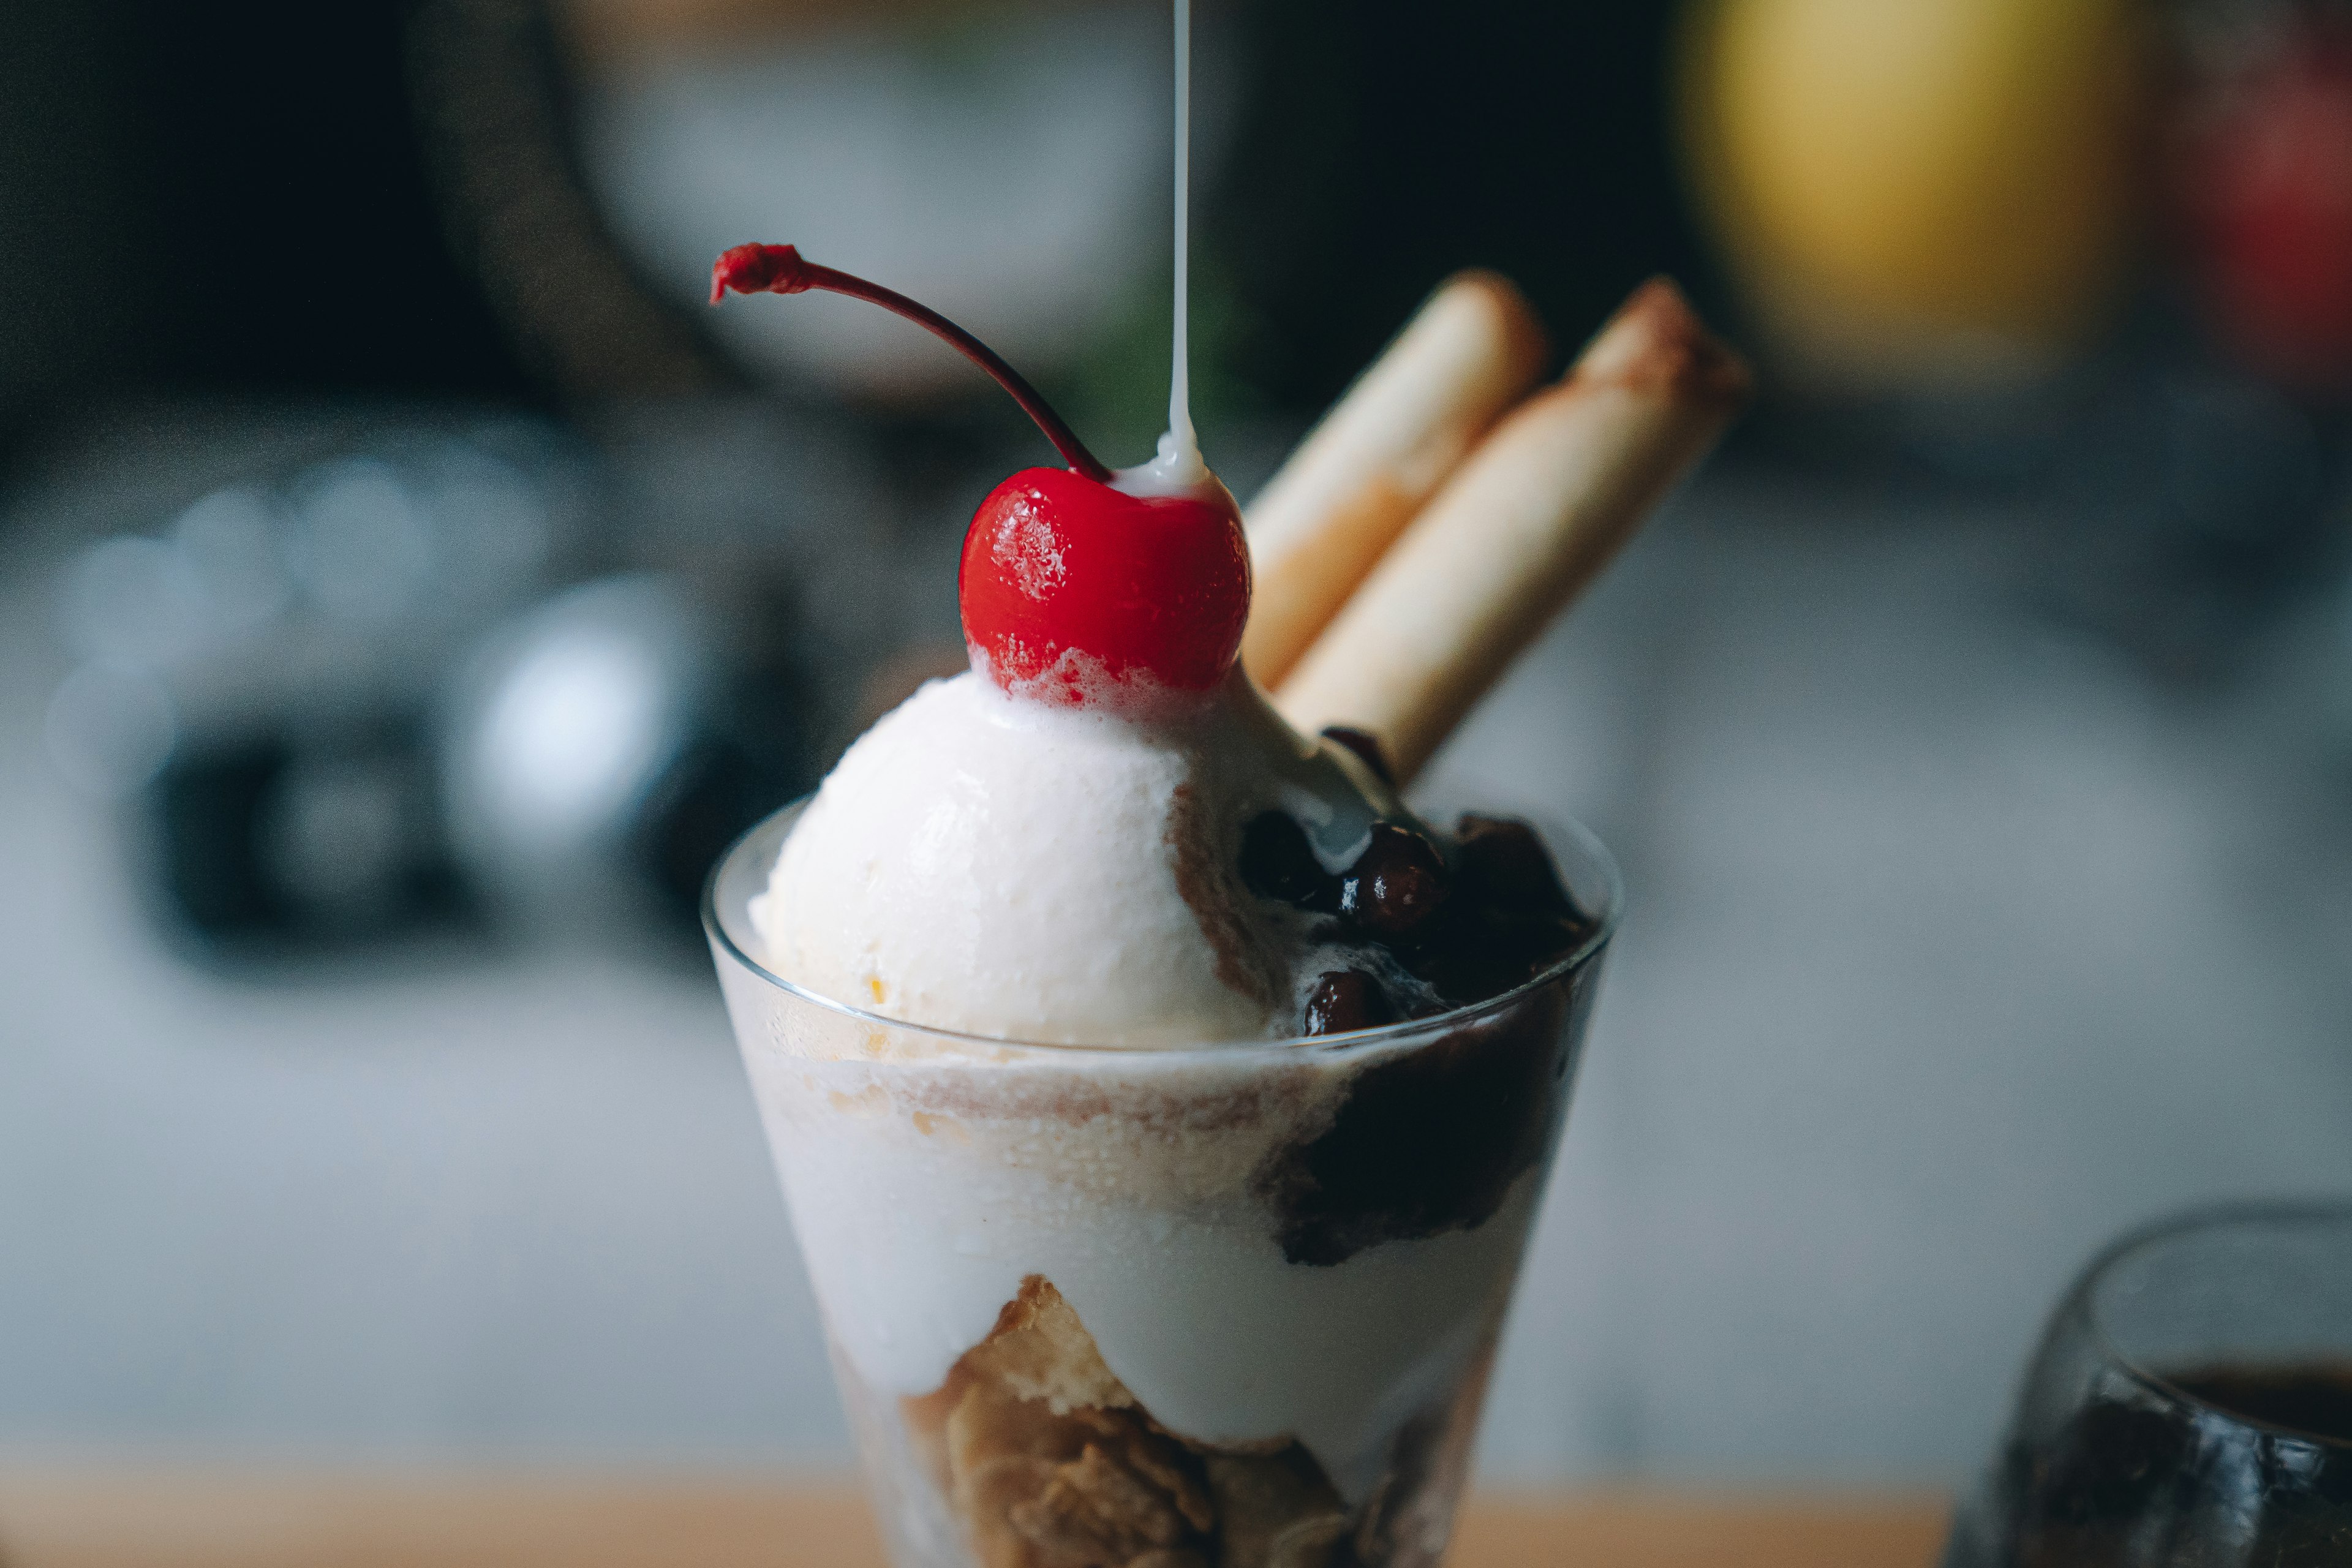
[[2, 0, 2350, 1491]]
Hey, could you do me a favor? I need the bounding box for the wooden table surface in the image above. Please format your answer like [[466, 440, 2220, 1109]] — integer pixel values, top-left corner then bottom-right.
[[0, 1472, 1951, 1568]]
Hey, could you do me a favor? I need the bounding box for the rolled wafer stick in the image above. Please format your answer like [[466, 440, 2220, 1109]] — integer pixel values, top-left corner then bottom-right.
[[1241, 271, 1548, 688], [1274, 277, 1751, 783]]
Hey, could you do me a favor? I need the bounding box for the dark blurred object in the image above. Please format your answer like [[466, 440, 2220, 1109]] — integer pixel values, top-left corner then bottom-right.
[[409, 0, 736, 398], [0, 1, 145, 445], [1211, 0, 1716, 410], [47, 424, 578, 957], [2031, 368, 2348, 684], [121, 2, 537, 402], [43, 413, 851, 965], [2174, 2, 2352, 394], [0, 0, 528, 450], [1945, 1206, 2352, 1568], [154, 721, 470, 952], [0, 0, 734, 454], [441, 573, 811, 938]]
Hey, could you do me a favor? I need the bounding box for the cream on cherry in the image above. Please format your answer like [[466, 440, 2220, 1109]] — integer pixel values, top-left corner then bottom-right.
[[710, 243, 1250, 706]]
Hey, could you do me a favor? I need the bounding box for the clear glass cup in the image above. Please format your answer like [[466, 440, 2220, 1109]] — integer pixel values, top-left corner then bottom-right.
[[1943, 1204, 2352, 1568], [706, 799, 1619, 1568]]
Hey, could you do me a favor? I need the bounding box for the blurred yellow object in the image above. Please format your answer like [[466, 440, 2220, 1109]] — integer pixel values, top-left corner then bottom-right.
[[1684, 0, 2146, 383]]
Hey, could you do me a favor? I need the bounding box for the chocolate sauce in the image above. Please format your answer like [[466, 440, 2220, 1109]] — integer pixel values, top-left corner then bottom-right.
[[1254, 979, 1579, 1266], [1242, 802, 1602, 1266], [1453, 813, 1575, 916]]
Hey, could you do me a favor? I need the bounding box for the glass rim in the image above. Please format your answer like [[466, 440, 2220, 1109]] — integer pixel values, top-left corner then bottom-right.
[[2076, 1199, 2352, 1449], [701, 793, 1623, 1061]]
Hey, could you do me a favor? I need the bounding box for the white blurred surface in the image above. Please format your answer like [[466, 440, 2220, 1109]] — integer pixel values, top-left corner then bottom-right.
[[579, 9, 1234, 397], [3, 460, 2350, 1482], [1450, 478, 2352, 1482]]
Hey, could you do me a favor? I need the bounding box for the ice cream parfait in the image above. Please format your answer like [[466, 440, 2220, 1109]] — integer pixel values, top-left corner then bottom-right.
[[700, 12, 1746, 1562], [709, 793, 1616, 1568]]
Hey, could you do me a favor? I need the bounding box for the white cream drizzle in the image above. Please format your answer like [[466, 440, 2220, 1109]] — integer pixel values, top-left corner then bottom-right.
[[1114, 0, 1214, 500]]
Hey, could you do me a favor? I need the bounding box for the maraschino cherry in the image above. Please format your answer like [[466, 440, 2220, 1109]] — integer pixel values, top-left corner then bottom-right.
[[712, 243, 1250, 705]]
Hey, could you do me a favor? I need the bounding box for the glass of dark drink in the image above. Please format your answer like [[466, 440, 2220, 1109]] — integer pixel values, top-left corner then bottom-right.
[[1945, 1204, 2352, 1568]]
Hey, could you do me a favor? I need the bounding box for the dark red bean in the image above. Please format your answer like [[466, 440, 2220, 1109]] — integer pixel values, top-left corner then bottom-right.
[[1303, 970, 1396, 1036], [1338, 822, 1450, 937]]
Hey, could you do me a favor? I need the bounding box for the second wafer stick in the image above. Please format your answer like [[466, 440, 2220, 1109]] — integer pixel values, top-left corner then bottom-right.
[[1275, 277, 1751, 783], [1242, 271, 1547, 689]]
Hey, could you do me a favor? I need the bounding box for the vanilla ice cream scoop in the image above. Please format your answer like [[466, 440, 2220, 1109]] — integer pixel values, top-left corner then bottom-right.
[[750, 668, 1400, 1046]]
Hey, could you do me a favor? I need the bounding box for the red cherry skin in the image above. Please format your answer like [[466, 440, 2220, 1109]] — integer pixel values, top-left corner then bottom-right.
[[959, 467, 1251, 704]]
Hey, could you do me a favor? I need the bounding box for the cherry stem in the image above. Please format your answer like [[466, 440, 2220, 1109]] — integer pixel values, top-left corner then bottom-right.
[[711, 243, 1112, 484]]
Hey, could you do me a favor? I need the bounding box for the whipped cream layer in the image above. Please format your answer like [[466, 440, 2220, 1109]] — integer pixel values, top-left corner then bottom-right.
[[718, 1003, 1547, 1505], [750, 669, 1396, 1046]]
